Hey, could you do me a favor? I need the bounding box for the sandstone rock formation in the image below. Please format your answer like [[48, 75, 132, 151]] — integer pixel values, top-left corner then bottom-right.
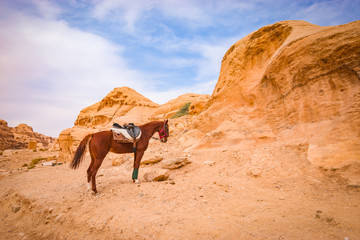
[[0, 119, 56, 150], [75, 87, 159, 128], [151, 93, 210, 119], [0, 120, 24, 150], [190, 20, 360, 170], [59, 87, 209, 161]]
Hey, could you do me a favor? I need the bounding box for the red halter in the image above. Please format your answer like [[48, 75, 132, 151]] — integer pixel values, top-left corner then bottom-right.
[[158, 122, 169, 139]]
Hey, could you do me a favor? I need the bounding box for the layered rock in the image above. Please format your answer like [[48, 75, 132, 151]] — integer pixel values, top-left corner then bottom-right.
[[0, 120, 24, 150], [75, 87, 159, 128], [0, 119, 56, 150], [191, 20, 360, 170], [152, 93, 210, 119]]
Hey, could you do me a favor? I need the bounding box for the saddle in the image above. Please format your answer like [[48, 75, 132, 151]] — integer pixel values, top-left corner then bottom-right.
[[110, 123, 142, 143]]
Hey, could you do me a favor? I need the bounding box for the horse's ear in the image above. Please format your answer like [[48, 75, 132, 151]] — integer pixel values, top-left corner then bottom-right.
[[165, 119, 168, 124]]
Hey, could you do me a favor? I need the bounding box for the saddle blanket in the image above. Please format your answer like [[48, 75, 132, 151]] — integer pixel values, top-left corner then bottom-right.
[[110, 126, 142, 143]]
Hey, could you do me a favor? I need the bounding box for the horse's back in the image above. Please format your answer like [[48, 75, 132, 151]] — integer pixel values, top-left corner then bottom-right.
[[90, 131, 112, 147]]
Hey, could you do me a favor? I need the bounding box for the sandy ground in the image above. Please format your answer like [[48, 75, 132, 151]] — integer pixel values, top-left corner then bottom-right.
[[0, 137, 359, 240]]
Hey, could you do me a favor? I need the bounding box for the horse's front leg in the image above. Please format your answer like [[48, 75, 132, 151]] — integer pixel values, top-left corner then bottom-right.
[[132, 151, 144, 183]]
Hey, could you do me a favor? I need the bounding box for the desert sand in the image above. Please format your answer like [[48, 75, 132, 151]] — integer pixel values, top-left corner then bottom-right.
[[1, 132, 359, 239]]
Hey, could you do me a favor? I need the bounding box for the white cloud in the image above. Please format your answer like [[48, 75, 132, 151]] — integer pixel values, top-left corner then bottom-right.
[[296, 1, 340, 26], [0, 5, 147, 137], [144, 79, 217, 106], [295, 0, 360, 26], [91, 0, 217, 33], [31, 0, 62, 19], [92, 0, 154, 33]]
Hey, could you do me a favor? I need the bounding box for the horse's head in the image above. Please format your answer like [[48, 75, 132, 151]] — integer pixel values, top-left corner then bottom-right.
[[158, 119, 169, 143]]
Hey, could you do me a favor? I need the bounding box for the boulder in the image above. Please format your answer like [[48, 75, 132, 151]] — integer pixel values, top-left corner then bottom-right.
[[203, 161, 216, 166], [162, 157, 191, 169], [108, 153, 130, 166], [11, 206, 21, 213], [143, 169, 170, 182], [141, 155, 163, 165]]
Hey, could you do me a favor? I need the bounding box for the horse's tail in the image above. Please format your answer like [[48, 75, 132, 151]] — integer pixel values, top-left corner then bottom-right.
[[70, 134, 93, 169]]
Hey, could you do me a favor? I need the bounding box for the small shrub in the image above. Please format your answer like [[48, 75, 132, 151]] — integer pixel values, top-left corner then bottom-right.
[[31, 157, 47, 165], [171, 102, 191, 119], [26, 157, 47, 169], [22, 163, 28, 167]]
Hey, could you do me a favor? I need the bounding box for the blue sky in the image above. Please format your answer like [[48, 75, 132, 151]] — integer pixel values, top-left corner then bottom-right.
[[0, 0, 359, 137]]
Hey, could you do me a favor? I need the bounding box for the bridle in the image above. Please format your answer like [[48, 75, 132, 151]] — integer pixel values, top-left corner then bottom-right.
[[158, 123, 169, 140], [152, 121, 169, 141]]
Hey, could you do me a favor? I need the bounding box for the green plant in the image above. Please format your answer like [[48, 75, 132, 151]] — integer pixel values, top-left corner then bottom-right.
[[171, 102, 191, 119], [27, 157, 47, 169], [31, 157, 46, 165]]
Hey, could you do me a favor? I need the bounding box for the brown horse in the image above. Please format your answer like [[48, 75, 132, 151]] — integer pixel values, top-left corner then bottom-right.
[[70, 120, 169, 194]]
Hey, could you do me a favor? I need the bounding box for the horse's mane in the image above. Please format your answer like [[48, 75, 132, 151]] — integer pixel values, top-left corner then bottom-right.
[[140, 121, 163, 127]]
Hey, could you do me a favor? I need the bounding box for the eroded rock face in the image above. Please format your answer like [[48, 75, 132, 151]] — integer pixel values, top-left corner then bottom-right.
[[75, 87, 159, 128], [152, 93, 210, 120], [193, 20, 360, 169], [0, 120, 56, 150], [0, 120, 24, 150]]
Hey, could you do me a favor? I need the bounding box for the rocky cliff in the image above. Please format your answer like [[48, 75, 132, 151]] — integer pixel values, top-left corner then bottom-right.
[[189, 20, 360, 170], [152, 93, 210, 119], [0, 120, 57, 150]]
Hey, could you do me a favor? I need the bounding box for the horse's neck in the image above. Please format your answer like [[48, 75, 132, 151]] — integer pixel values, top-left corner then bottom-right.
[[142, 121, 162, 137]]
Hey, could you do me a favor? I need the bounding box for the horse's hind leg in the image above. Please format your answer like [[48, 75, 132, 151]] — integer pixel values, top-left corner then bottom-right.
[[87, 156, 95, 190], [87, 132, 110, 194], [90, 159, 103, 194], [86, 139, 95, 190]]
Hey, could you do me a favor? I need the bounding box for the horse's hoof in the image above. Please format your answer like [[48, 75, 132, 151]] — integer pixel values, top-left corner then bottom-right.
[[133, 179, 140, 184]]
